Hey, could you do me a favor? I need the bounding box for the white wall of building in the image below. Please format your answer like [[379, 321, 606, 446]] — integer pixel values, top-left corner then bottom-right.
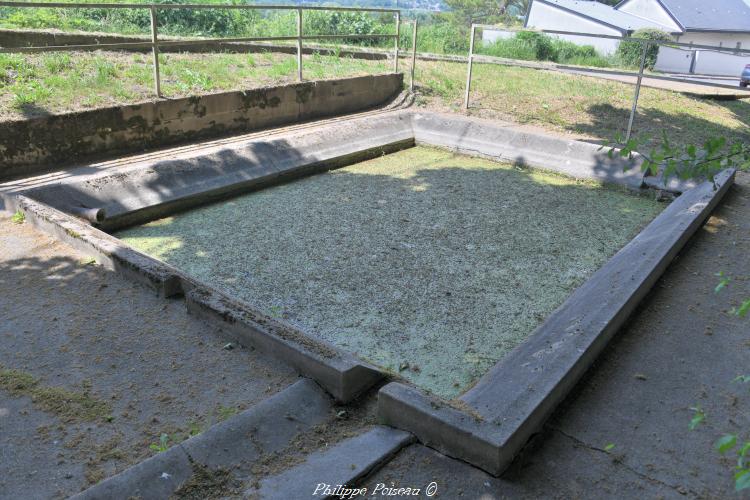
[[616, 0, 681, 32], [676, 31, 750, 51], [654, 45, 750, 77], [526, 1, 622, 55], [654, 46, 693, 73], [693, 50, 750, 76]]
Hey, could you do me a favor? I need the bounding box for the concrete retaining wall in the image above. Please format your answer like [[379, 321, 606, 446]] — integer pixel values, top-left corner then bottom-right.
[[0, 28, 389, 59], [0, 72, 403, 179]]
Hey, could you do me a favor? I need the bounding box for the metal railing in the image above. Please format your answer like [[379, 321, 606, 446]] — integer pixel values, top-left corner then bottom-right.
[[0, 1, 405, 97], [464, 24, 750, 142]]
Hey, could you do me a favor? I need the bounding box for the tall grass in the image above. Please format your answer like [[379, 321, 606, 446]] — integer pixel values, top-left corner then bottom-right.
[[479, 32, 612, 68]]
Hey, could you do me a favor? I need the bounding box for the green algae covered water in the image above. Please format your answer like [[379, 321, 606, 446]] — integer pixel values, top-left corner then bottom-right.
[[117, 146, 664, 398]]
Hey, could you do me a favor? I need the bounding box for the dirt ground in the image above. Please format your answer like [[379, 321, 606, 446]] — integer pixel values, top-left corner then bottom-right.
[[0, 218, 299, 498]]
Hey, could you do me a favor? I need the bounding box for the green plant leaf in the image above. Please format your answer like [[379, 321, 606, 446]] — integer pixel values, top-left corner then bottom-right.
[[735, 469, 750, 491], [737, 300, 750, 318], [10, 211, 24, 224], [604, 443, 615, 452], [715, 278, 730, 294], [715, 434, 737, 454], [689, 407, 705, 430]]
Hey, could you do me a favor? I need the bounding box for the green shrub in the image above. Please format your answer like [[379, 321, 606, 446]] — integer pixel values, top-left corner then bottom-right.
[[304, 11, 387, 47], [417, 22, 469, 54], [515, 31, 556, 60], [616, 28, 673, 69], [481, 32, 610, 67]]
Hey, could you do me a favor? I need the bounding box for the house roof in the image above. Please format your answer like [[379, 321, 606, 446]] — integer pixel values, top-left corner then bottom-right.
[[656, 0, 750, 32], [536, 0, 677, 33]]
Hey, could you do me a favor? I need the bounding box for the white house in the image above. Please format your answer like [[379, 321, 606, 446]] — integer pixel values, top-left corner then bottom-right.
[[523, 0, 677, 55], [616, 0, 750, 49], [500, 0, 750, 75]]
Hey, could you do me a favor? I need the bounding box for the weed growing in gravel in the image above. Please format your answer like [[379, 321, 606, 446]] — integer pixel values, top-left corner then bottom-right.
[[150, 433, 170, 453], [215, 405, 239, 422], [10, 211, 24, 224]]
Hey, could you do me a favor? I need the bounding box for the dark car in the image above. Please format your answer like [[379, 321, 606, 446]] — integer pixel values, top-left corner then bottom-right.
[[742, 64, 750, 87]]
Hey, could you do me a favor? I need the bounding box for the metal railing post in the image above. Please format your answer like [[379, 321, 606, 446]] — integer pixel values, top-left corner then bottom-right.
[[625, 40, 648, 143], [410, 20, 418, 92], [149, 5, 161, 98], [296, 7, 303, 81], [463, 24, 476, 109], [393, 11, 400, 73]]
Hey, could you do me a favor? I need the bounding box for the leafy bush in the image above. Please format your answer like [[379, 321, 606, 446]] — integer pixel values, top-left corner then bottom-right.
[[616, 28, 673, 69], [304, 11, 388, 47], [515, 31, 556, 60], [416, 22, 469, 54], [481, 32, 610, 67]]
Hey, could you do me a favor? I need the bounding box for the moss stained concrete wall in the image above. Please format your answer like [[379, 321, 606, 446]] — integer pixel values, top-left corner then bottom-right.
[[0, 73, 402, 180], [0, 29, 390, 59]]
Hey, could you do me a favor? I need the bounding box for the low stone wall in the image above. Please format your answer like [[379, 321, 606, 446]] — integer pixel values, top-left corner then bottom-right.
[[0, 28, 389, 59], [0, 73, 403, 179]]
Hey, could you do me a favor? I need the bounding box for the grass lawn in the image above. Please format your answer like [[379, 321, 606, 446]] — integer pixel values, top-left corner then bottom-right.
[[415, 61, 750, 149], [2, 48, 748, 149], [0, 49, 389, 120]]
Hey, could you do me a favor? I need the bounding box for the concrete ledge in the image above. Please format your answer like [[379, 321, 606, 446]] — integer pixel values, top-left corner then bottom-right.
[[0, 28, 391, 60], [185, 286, 382, 402], [412, 112, 646, 191], [14, 194, 383, 401], [0, 73, 404, 179], [378, 168, 736, 476], [249, 426, 414, 499], [71, 379, 332, 500], [16, 195, 183, 297], [378, 383, 501, 472], [21, 111, 414, 230]]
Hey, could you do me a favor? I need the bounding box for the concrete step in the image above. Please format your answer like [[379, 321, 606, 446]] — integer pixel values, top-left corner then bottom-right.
[[70, 378, 332, 500], [248, 426, 414, 499]]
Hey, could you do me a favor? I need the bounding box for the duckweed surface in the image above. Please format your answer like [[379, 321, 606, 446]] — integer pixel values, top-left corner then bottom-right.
[[118, 147, 664, 398]]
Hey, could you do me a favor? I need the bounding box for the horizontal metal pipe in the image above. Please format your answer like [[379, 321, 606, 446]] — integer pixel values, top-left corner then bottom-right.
[[470, 24, 750, 55], [157, 36, 298, 47], [0, 34, 398, 53], [0, 1, 399, 12], [302, 34, 398, 40], [469, 53, 750, 94]]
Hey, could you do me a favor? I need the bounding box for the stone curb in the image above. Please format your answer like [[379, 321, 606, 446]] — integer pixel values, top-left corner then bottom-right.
[[248, 426, 415, 499], [378, 168, 736, 476], [70, 379, 332, 500]]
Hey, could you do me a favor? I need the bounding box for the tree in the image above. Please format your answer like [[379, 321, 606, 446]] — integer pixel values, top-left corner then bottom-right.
[[444, 0, 512, 27]]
